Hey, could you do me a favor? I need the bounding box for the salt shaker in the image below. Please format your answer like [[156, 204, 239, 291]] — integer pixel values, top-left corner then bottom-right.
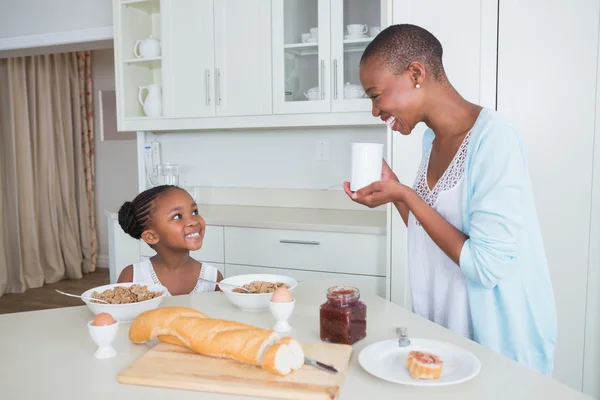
[[396, 327, 411, 347]]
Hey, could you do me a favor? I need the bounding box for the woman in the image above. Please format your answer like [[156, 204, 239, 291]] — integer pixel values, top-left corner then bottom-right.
[[345, 24, 557, 376]]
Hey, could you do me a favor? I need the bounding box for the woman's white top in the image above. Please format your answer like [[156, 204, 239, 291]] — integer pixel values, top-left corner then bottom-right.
[[407, 132, 474, 340], [132, 258, 218, 294]]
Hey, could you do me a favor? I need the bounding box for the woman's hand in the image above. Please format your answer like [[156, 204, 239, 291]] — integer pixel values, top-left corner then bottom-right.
[[343, 180, 405, 208]]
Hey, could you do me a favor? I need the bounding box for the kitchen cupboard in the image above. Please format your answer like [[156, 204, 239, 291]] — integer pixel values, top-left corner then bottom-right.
[[112, 0, 388, 132], [272, 0, 392, 114], [105, 214, 387, 299], [162, 0, 272, 118]]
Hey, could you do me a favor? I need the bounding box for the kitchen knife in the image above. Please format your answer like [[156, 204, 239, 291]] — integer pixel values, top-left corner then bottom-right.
[[304, 357, 338, 374]]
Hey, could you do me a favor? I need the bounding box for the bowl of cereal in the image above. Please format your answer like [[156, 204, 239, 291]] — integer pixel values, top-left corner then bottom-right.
[[219, 274, 298, 312], [81, 282, 168, 322]]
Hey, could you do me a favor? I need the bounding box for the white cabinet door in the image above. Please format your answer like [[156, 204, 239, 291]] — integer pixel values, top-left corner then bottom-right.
[[225, 264, 386, 298], [330, 0, 391, 113], [497, 0, 599, 393], [272, 0, 331, 114], [162, 0, 215, 118], [389, 0, 498, 310], [213, 0, 272, 116]]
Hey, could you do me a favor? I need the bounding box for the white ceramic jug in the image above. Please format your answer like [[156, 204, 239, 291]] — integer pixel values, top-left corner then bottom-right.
[[133, 35, 161, 59], [138, 83, 162, 117]]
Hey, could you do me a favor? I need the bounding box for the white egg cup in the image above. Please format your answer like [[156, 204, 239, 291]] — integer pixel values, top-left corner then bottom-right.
[[269, 299, 295, 333], [87, 320, 119, 359]]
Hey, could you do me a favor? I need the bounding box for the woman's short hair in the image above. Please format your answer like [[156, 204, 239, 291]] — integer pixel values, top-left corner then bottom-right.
[[361, 24, 445, 80]]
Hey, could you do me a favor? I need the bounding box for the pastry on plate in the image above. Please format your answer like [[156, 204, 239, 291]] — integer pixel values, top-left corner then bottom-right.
[[406, 350, 443, 379]]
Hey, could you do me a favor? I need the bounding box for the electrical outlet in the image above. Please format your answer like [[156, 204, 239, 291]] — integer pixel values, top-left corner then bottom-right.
[[316, 139, 330, 161]]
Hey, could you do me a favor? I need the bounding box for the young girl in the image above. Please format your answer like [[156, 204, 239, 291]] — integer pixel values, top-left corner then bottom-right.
[[117, 185, 223, 295]]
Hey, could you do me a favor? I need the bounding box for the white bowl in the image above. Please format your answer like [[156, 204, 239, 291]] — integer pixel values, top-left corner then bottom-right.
[[81, 282, 168, 322], [219, 274, 298, 312]]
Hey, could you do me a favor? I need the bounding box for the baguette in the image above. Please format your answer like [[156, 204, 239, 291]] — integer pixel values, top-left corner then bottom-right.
[[129, 307, 304, 375]]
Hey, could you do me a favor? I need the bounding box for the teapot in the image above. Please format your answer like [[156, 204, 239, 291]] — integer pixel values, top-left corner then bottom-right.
[[134, 35, 161, 59], [138, 83, 162, 117], [344, 82, 366, 99]]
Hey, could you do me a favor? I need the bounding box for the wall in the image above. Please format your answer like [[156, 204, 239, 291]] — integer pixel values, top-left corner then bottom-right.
[[497, 0, 599, 392], [92, 49, 138, 268], [0, 0, 112, 39], [150, 127, 386, 190]]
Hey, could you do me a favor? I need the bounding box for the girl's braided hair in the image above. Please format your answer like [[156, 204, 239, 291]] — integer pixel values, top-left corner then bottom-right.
[[118, 185, 179, 239]]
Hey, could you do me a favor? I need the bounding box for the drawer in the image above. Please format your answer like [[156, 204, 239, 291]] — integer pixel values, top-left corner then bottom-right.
[[224, 227, 386, 277], [225, 264, 386, 298], [140, 225, 225, 263]]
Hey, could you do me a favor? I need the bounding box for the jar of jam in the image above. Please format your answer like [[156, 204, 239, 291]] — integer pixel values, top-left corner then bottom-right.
[[319, 286, 367, 345]]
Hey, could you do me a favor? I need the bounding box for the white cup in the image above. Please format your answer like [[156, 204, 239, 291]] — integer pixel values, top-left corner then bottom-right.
[[301, 33, 310, 43], [310, 27, 319, 39], [347, 24, 368, 37], [370, 26, 381, 37], [350, 143, 384, 192], [88, 320, 119, 359]]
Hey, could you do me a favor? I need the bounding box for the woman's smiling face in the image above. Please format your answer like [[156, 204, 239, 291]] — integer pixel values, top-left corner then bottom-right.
[[359, 60, 426, 135]]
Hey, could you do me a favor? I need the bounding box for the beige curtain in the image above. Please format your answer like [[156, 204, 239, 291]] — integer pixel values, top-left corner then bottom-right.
[[0, 51, 97, 296]]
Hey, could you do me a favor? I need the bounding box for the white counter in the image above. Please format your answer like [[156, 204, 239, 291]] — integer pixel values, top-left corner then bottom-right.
[[0, 280, 590, 400], [107, 204, 386, 235]]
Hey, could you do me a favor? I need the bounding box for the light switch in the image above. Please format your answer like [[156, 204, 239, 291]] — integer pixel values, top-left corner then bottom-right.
[[316, 139, 330, 161]]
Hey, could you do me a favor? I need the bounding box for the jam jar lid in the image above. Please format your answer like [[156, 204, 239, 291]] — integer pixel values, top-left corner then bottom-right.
[[326, 286, 360, 303]]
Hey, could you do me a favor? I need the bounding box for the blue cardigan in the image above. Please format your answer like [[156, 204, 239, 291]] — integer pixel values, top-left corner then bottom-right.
[[421, 108, 557, 375]]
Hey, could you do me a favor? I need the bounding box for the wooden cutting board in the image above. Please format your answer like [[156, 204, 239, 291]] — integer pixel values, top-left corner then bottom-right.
[[118, 341, 353, 400]]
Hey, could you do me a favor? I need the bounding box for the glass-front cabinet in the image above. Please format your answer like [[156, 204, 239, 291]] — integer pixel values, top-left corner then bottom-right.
[[272, 0, 389, 114]]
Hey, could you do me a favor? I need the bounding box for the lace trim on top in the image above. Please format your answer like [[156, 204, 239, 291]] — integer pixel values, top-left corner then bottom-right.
[[412, 131, 471, 210], [147, 259, 205, 293]]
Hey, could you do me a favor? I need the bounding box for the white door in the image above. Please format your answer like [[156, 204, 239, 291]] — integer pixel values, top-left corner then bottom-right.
[[214, 0, 272, 116], [330, 0, 392, 113], [272, 0, 331, 114], [162, 0, 215, 118], [497, 0, 599, 393], [388, 0, 498, 310]]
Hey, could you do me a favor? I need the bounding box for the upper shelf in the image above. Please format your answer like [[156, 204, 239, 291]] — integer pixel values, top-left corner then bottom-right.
[[123, 57, 162, 69], [122, 0, 160, 14], [284, 38, 374, 56]]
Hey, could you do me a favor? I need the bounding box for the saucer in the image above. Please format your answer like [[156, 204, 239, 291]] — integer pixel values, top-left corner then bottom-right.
[[345, 34, 367, 40]]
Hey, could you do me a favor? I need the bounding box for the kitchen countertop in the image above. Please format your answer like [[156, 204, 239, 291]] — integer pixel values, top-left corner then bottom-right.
[[107, 204, 387, 235], [0, 280, 590, 400]]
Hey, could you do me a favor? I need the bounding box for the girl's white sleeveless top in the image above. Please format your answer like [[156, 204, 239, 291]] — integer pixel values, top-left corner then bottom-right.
[[407, 132, 474, 340], [131, 258, 218, 295]]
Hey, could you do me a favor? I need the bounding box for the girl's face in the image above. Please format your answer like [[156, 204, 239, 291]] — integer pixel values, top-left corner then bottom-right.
[[143, 188, 206, 252], [359, 60, 426, 135]]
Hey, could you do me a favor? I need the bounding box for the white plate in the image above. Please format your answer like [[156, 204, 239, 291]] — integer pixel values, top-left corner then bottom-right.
[[358, 338, 481, 386]]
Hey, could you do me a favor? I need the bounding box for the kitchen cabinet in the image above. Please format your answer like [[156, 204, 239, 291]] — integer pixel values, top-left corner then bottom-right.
[[106, 213, 386, 298], [224, 264, 386, 298], [113, 0, 272, 124], [272, 0, 391, 114], [162, 0, 272, 118]]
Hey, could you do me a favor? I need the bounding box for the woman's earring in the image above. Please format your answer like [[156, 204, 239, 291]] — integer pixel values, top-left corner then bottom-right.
[[416, 84, 421, 89]]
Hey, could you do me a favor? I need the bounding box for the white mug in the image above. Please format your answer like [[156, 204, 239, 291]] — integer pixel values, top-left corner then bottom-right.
[[350, 143, 384, 192], [301, 33, 310, 43], [347, 24, 368, 37], [370, 26, 381, 37], [310, 27, 319, 39]]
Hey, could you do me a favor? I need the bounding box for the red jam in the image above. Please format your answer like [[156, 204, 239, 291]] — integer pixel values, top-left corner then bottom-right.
[[320, 286, 367, 345]]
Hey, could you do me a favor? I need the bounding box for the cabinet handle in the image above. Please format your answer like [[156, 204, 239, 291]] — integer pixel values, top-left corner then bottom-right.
[[320, 60, 325, 100], [216, 68, 221, 105], [205, 69, 211, 105], [279, 239, 321, 246], [333, 59, 338, 99]]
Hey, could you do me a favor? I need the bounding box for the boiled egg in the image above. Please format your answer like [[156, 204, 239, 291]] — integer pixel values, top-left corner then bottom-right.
[[92, 312, 116, 326], [271, 287, 293, 303]]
